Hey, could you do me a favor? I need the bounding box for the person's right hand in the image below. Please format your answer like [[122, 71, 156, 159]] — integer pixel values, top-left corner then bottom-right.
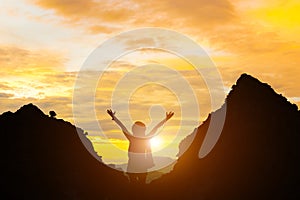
[[166, 111, 174, 121], [107, 109, 116, 120]]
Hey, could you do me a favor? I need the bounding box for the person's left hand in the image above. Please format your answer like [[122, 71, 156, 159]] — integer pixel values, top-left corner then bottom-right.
[[107, 109, 116, 120]]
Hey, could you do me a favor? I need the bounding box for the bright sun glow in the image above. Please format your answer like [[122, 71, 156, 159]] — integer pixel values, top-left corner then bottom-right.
[[150, 137, 163, 148]]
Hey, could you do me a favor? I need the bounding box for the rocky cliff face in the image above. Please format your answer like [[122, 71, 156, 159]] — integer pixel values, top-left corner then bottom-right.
[[150, 74, 300, 200], [0, 103, 130, 199]]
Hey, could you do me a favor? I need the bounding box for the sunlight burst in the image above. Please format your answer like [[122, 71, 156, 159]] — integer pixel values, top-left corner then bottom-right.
[[150, 136, 163, 148]]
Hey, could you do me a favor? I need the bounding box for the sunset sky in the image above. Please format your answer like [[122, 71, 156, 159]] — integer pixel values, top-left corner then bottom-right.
[[1, 0, 300, 165]]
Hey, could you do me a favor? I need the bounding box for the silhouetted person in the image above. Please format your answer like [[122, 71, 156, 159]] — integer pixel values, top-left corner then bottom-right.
[[107, 109, 174, 183]]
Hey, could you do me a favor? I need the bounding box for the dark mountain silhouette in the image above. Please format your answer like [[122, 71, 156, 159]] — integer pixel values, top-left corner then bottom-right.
[[0, 103, 132, 199], [0, 73, 299, 199], [148, 73, 300, 199]]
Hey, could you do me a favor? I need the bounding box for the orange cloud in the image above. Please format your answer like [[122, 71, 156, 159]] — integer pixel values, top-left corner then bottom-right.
[[0, 46, 64, 75], [133, 0, 236, 26], [31, 0, 238, 34], [33, 0, 134, 22], [0, 45, 75, 118], [88, 25, 118, 34]]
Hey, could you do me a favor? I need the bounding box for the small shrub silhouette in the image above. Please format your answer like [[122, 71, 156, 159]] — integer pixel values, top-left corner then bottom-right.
[[49, 111, 57, 118]]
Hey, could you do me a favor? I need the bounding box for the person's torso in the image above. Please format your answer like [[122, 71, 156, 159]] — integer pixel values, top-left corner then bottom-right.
[[128, 138, 151, 153]]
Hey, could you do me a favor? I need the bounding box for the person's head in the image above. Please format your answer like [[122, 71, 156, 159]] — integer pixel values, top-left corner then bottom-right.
[[132, 121, 146, 137]]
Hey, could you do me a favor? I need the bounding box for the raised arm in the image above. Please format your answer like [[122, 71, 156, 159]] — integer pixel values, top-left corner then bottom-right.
[[107, 109, 131, 136], [148, 111, 174, 137]]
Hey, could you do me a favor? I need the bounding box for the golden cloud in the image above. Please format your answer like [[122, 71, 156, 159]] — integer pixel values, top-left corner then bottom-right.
[[31, 0, 238, 35], [0, 45, 75, 119], [33, 0, 134, 22], [0, 46, 65, 75]]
